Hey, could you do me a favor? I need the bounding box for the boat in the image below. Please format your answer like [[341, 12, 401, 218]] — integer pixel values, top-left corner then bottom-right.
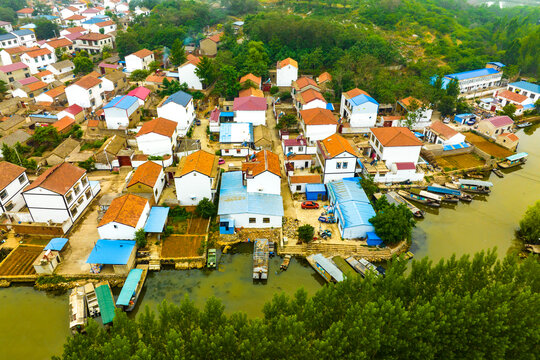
[[457, 179, 493, 194], [95, 282, 116, 325], [516, 122, 532, 128], [268, 241, 275, 257], [207, 248, 217, 268], [491, 168, 504, 178], [253, 238, 269, 280], [307, 254, 345, 283], [385, 191, 425, 218], [426, 185, 459, 203], [116, 266, 148, 312], [404, 251, 414, 260], [398, 189, 441, 207], [498, 152, 528, 169], [84, 282, 100, 318], [69, 286, 87, 334], [466, 172, 485, 179], [345, 256, 382, 277], [280, 255, 292, 270]]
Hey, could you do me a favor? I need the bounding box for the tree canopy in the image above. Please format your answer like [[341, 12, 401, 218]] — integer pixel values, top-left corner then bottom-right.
[[518, 200, 540, 244], [370, 197, 415, 244]]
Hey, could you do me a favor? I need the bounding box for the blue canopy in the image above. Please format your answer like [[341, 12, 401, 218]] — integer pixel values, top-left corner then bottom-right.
[[219, 111, 234, 117], [326, 103, 335, 111], [366, 232, 383, 246], [116, 268, 143, 306], [306, 183, 326, 193], [505, 152, 528, 162], [427, 186, 460, 196], [44, 238, 68, 251], [86, 240, 136, 265], [144, 207, 169, 233]]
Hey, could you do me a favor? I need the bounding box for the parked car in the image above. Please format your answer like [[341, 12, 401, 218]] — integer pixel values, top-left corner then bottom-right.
[[301, 201, 319, 209], [218, 157, 225, 165]]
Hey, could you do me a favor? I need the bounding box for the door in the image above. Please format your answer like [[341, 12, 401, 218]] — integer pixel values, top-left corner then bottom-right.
[[383, 121, 391, 127], [305, 161, 309, 167]]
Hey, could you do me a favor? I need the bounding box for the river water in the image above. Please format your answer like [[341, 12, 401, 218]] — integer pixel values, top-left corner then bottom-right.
[[1, 126, 539, 359]]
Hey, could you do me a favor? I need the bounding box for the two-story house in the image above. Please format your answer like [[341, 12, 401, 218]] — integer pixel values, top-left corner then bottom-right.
[[233, 96, 267, 126], [16, 8, 34, 19], [316, 133, 358, 183], [136, 117, 178, 156], [156, 90, 195, 136], [22, 163, 97, 224], [97, 194, 150, 240], [0, 161, 29, 214], [42, 38, 73, 56], [276, 57, 298, 87], [0, 33, 19, 50], [369, 127, 423, 169], [88, 20, 116, 34], [125, 49, 154, 73], [46, 60, 75, 81], [65, 74, 104, 110], [74, 33, 113, 55], [0, 21, 13, 33], [423, 121, 466, 146], [477, 116, 514, 139], [299, 107, 338, 144], [495, 90, 535, 116], [20, 48, 57, 74], [295, 88, 327, 113], [103, 95, 141, 129], [242, 150, 281, 195], [12, 30, 36, 47], [174, 150, 220, 205], [0, 62, 31, 84], [177, 54, 203, 90], [340, 88, 379, 129]]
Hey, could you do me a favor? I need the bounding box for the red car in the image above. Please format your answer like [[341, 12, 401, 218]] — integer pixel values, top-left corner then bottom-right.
[[301, 201, 319, 209]]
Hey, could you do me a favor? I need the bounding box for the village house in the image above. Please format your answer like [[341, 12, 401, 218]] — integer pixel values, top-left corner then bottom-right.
[[291, 76, 320, 103], [507, 80, 540, 103], [233, 96, 267, 126], [156, 90, 195, 136], [59, 26, 88, 37], [0, 46, 38, 66], [239, 73, 262, 89], [437, 62, 504, 94], [174, 150, 219, 205], [219, 122, 253, 157], [0, 62, 31, 84], [0, 33, 19, 50], [16, 8, 34, 19], [294, 88, 327, 113], [477, 115, 514, 139], [0, 21, 13, 32], [46, 138, 81, 166], [0, 115, 26, 137], [340, 88, 379, 129], [496, 132, 519, 151], [52, 116, 76, 134], [59, 6, 80, 20], [242, 150, 281, 195], [86, 20, 116, 34], [396, 96, 433, 129], [12, 80, 49, 99], [127, 86, 151, 106], [42, 38, 73, 55], [35, 85, 66, 105], [136, 117, 178, 156], [285, 153, 313, 171], [177, 54, 203, 90], [199, 32, 223, 57], [288, 174, 321, 194], [283, 136, 308, 155], [276, 58, 298, 87], [423, 121, 466, 146], [20, 48, 57, 74], [65, 14, 87, 26], [103, 95, 141, 129], [239, 87, 264, 98], [379, 115, 405, 128], [97, 194, 150, 240], [94, 135, 126, 170], [126, 161, 166, 203], [316, 133, 358, 183], [57, 103, 85, 123], [101, 70, 128, 96], [12, 29, 36, 47], [0, 130, 31, 157], [125, 49, 154, 73], [74, 33, 113, 54], [317, 72, 332, 86], [0, 161, 29, 214], [46, 60, 75, 81], [21, 163, 98, 224], [253, 125, 273, 151], [299, 107, 338, 144], [65, 74, 104, 110], [495, 90, 535, 115], [35, 69, 55, 84], [81, 8, 105, 19]]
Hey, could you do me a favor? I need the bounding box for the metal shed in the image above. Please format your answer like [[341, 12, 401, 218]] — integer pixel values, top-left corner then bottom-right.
[[305, 183, 327, 201]]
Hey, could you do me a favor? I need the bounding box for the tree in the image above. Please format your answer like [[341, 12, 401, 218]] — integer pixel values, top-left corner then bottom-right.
[[403, 99, 421, 129], [134, 228, 147, 248], [214, 65, 240, 99], [31, 126, 61, 148], [518, 201, 540, 244], [34, 20, 59, 40], [276, 114, 297, 130], [169, 39, 186, 66], [369, 199, 415, 244], [237, 41, 269, 77], [73, 55, 93, 75], [130, 69, 150, 83], [360, 176, 379, 199], [196, 198, 216, 219], [195, 57, 216, 87], [438, 95, 456, 117], [297, 224, 314, 243], [0, 80, 7, 100], [78, 158, 96, 172], [116, 31, 139, 59], [0, 7, 17, 24], [270, 86, 279, 95], [502, 103, 517, 119], [148, 60, 161, 73]]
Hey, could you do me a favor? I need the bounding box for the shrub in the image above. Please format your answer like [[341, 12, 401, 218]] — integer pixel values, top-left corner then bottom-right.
[[298, 224, 315, 243], [270, 86, 279, 95], [196, 198, 216, 219], [135, 228, 147, 248]]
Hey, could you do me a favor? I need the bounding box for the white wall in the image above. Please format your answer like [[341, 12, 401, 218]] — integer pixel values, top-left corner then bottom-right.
[[97, 202, 150, 239], [177, 63, 203, 90], [246, 171, 280, 195], [0, 172, 29, 214], [175, 172, 213, 205], [222, 213, 282, 228], [300, 99, 327, 112], [137, 133, 175, 156], [157, 100, 195, 134], [66, 83, 104, 110], [340, 99, 378, 128], [104, 100, 139, 129], [305, 124, 337, 143], [234, 110, 266, 126], [221, 147, 250, 157], [455, 73, 502, 93], [371, 144, 421, 167], [276, 65, 298, 87], [320, 153, 357, 184], [21, 52, 57, 74]]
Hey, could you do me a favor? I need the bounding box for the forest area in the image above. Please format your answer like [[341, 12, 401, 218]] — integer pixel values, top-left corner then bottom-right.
[[54, 251, 540, 359]]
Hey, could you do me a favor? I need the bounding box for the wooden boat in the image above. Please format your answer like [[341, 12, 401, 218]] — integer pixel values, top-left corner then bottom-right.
[[404, 251, 414, 260], [516, 122, 532, 128], [69, 286, 87, 334], [253, 238, 269, 280], [280, 255, 291, 270], [268, 241, 275, 257], [84, 282, 100, 318], [116, 266, 148, 312], [345, 256, 382, 277], [398, 189, 441, 207], [385, 191, 425, 218], [207, 248, 217, 268], [491, 168, 504, 178], [307, 254, 344, 283], [458, 179, 493, 194], [95, 282, 116, 325], [426, 185, 459, 203], [498, 152, 528, 169]]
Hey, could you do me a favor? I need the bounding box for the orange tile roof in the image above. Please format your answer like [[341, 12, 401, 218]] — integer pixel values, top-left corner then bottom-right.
[[17, 8, 34, 14], [78, 33, 110, 41], [145, 73, 175, 84], [497, 90, 528, 103], [300, 108, 337, 125], [4, 46, 37, 54], [242, 150, 281, 177], [0, 161, 26, 190], [370, 127, 423, 147], [381, 115, 405, 121], [26, 81, 48, 92], [96, 20, 115, 27], [87, 119, 99, 127], [287, 154, 312, 161], [65, 26, 85, 33], [23, 162, 86, 195], [239, 87, 264, 98], [25, 48, 52, 58], [319, 133, 358, 158], [98, 193, 148, 228], [36, 70, 52, 77], [428, 121, 459, 140], [46, 38, 72, 49], [278, 57, 298, 69], [499, 132, 519, 142], [52, 116, 75, 132], [182, 54, 200, 66], [127, 161, 162, 188], [318, 72, 332, 83], [345, 88, 370, 99], [66, 14, 85, 20], [398, 96, 424, 110], [73, 74, 101, 89], [298, 89, 325, 104], [177, 150, 217, 177], [207, 32, 224, 43], [136, 117, 176, 138], [239, 73, 261, 85], [295, 76, 317, 89], [289, 174, 321, 184], [131, 49, 153, 59], [43, 85, 66, 99]]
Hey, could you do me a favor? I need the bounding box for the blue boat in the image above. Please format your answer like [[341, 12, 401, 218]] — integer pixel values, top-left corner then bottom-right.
[[427, 185, 461, 203], [458, 179, 493, 194], [499, 152, 528, 169], [116, 266, 148, 311]]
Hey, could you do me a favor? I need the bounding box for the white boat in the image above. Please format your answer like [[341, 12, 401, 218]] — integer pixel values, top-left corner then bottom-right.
[[69, 286, 87, 334], [84, 283, 100, 318]]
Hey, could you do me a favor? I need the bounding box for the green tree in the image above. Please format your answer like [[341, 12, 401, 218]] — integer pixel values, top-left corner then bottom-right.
[[116, 31, 140, 59], [237, 41, 269, 77], [270, 86, 279, 95], [214, 65, 240, 99], [0, 8, 17, 24], [31, 126, 62, 148], [78, 158, 96, 172], [195, 57, 216, 88], [369, 199, 415, 244], [518, 201, 540, 244], [438, 95, 456, 117], [404, 98, 421, 129], [148, 60, 161, 73], [360, 176, 379, 199], [130, 69, 150, 83], [196, 198, 216, 219], [73, 55, 93, 75], [34, 20, 59, 40], [0, 80, 8, 100], [134, 228, 147, 248], [297, 224, 314, 243], [502, 103, 517, 119], [276, 114, 297, 130], [169, 39, 186, 66]]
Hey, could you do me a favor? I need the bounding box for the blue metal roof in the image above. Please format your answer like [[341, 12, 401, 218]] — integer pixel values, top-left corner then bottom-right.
[[163, 90, 192, 107], [505, 152, 528, 161], [83, 17, 109, 24], [44, 238, 68, 251], [219, 122, 253, 143], [103, 95, 138, 110], [12, 29, 34, 36], [349, 94, 379, 107], [326, 103, 335, 111], [144, 207, 169, 233], [312, 254, 344, 282], [336, 201, 376, 229], [0, 33, 16, 41], [218, 171, 284, 217], [31, 114, 57, 119], [427, 186, 461, 196], [116, 268, 143, 306], [523, 104, 535, 110], [445, 68, 500, 81], [326, 178, 371, 205], [219, 111, 234, 117], [306, 183, 326, 193], [35, 15, 58, 20], [86, 240, 136, 265], [509, 81, 540, 94], [487, 62, 505, 68]]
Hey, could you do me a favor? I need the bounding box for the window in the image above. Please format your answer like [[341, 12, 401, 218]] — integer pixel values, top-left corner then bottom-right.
[[342, 162, 348, 169], [236, 149, 241, 154], [18, 174, 25, 184], [70, 205, 78, 217], [298, 146, 303, 151], [263, 218, 270, 224], [81, 176, 88, 186], [295, 185, 302, 191], [113, 224, 118, 229], [336, 162, 341, 169], [73, 184, 81, 195], [85, 189, 91, 200], [249, 218, 256, 224], [65, 191, 73, 203], [0, 189, 8, 201], [154, 189, 158, 196], [5, 202, 13, 211], [77, 196, 84, 205]]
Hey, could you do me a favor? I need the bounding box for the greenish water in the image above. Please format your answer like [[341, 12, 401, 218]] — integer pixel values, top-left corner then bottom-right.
[[0, 126, 538, 360]]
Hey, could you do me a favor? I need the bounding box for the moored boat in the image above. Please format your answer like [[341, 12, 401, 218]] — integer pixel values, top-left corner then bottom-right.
[[95, 282, 116, 325], [253, 238, 269, 280], [307, 253, 345, 283], [398, 189, 441, 207], [516, 122, 532, 128], [69, 286, 87, 334], [345, 256, 382, 277], [491, 168, 504, 178], [116, 266, 148, 312], [498, 152, 528, 169], [385, 191, 425, 218], [207, 248, 217, 268], [458, 179, 493, 194], [426, 185, 459, 203], [280, 255, 291, 270], [84, 282, 100, 318]]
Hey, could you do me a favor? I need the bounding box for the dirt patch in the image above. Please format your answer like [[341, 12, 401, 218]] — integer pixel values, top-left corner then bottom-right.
[[186, 217, 210, 234], [465, 132, 513, 158], [161, 235, 204, 258], [214, 228, 280, 245], [0, 245, 43, 276], [435, 153, 485, 170]]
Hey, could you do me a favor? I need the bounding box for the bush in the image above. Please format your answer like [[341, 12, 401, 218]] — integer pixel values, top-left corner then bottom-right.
[[270, 86, 279, 95], [277, 91, 291, 100], [298, 224, 314, 243], [169, 206, 189, 221], [134, 228, 147, 248], [518, 201, 540, 244], [369, 200, 415, 244], [196, 198, 216, 219]]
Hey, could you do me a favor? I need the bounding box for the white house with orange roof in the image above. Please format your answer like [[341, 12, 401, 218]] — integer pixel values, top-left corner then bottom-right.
[[20, 48, 57, 74], [494, 89, 535, 116], [340, 88, 379, 129], [125, 49, 154, 73], [87, 20, 116, 34], [59, 6, 81, 20], [199, 32, 223, 57], [65, 73, 104, 109], [276, 58, 298, 87], [136, 117, 178, 156], [316, 133, 358, 183], [423, 121, 465, 146], [0, 161, 29, 214], [174, 150, 220, 205], [396, 96, 433, 129], [42, 38, 73, 55], [242, 150, 281, 195], [299, 108, 338, 144], [177, 54, 203, 90], [240, 73, 261, 89], [97, 194, 150, 240]]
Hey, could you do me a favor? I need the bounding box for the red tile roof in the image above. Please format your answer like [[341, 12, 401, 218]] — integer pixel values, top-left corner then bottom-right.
[[130, 49, 153, 59], [295, 76, 317, 89], [77, 33, 111, 41], [0, 161, 26, 190], [65, 14, 85, 20], [0, 62, 28, 73], [318, 133, 358, 158], [73, 74, 101, 89], [52, 116, 75, 133], [484, 115, 514, 128], [43, 85, 66, 99], [127, 86, 151, 100], [318, 72, 332, 83], [87, 119, 99, 127], [398, 96, 425, 110], [207, 32, 224, 43], [95, 20, 115, 27], [497, 90, 528, 104], [17, 8, 34, 14], [289, 174, 321, 184], [136, 117, 176, 138], [499, 132, 519, 142], [278, 58, 298, 69], [26, 81, 48, 92], [127, 161, 162, 188], [239, 73, 261, 86], [23, 162, 86, 195], [345, 88, 370, 99], [239, 87, 264, 98], [370, 127, 423, 147], [45, 38, 72, 49], [98, 193, 148, 228], [182, 54, 200, 66], [25, 48, 52, 58], [298, 89, 326, 104], [242, 150, 281, 177], [300, 108, 337, 125], [64, 104, 84, 115], [428, 121, 459, 140], [233, 96, 267, 111]]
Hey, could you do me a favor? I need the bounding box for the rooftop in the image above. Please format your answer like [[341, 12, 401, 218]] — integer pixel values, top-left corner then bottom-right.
[[497, 90, 528, 103], [233, 96, 267, 111], [103, 95, 138, 110], [509, 81, 540, 94], [0, 62, 28, 73], [52, 116, 75, 132], [137, 117, 176, 138], [239, 73, 261, 85], [86, 239, 136, 265], [129, 48, 153, 59], [370, 127, 423, 147], [127, 161, 162, 188], [298, 89, 325, 104], [318, 133, 358, 158], [295, 76, 318, 89], [445, 67, 500, 81], [98, 194, 148, 228], [176, 150, 217, 178], [0, 161, 26, 190], [428, 121, 459, 140], [278, 57, 298, 69], [300, 107, 337, 126], [23, 162, 85, 195], [483, 115, 513, 128], [242, 150, 281, 177], [318, 72, 332, 83], [219, 122, 253, 143], [73, 74, 101, 89], [289, 174, 321, 184], [127, 86, 151, 100], [239, 87, 264, 98], [161, 90, 192, 107]]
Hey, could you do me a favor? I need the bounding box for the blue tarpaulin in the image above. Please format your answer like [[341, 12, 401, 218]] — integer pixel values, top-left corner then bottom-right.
[[219, 111, 234, 117], [144, 207, 169, 233], [306, 183, 327, 201], [505, 152, 528, 162], [366, 232, 383, 246], [86, 240, 136, 265], [44, 238, 68, 251], [116, 268, 143, 306]]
